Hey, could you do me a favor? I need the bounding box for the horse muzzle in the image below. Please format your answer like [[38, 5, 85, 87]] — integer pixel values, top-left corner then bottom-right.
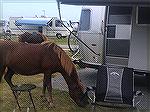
[[77, 92, 89, 107]]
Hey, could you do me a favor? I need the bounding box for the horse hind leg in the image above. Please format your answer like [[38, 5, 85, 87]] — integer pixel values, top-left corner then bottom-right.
[[0, 66, 6, 83], [4, 68, 15, 88]]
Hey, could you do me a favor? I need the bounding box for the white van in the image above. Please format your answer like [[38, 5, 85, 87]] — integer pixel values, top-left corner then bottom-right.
[[9, 17, 23, 35], [11, 17, 72, 38], [42, 17, 73, 38]]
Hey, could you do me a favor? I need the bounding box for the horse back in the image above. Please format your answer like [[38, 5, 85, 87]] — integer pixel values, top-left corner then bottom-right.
[[0, 40, 60, 75]]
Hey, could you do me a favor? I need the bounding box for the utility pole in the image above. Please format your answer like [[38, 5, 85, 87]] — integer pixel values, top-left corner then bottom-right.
[[42, 10, 45, 17]]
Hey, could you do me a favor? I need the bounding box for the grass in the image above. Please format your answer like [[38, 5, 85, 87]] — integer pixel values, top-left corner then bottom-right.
[[1, 75, 145, 112], [0, 74, 92, 112], [0, 35, 68, 45], [48, 37, 68, 45]]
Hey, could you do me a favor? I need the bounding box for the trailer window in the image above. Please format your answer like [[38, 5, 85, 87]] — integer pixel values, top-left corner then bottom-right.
[[107, 25, 116, 38], [108, 6, 132, 25], [55, 20, 63, 27], [106, 39, 130, 58], [79, 9, 91, 31], [137, 7, 150, 24]]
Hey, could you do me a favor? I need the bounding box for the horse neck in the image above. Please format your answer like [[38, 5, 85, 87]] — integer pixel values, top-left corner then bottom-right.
[[61, 67, 85, 94], [55, 45, 84, 92]]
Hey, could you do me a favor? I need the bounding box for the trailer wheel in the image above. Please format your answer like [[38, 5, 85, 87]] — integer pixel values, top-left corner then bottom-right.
[[56, 33, 62, 39], [68, 31, 79, 53]]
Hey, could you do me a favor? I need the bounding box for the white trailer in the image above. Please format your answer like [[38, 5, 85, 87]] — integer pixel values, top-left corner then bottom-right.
[[78, 6, 150, 74], [13, 17, 72, 38], [58, 0, 150, 75]]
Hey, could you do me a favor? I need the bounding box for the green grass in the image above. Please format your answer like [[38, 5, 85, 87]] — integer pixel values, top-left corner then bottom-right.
[[0, 74, 91, 112], [48, 37, 68, 45], [1, 75, 149, 112], [0, 35, 68, 45]]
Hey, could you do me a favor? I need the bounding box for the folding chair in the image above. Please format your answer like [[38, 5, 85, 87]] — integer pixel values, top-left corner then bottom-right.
[[11, 84, 36, 112], [86, 65, 143, 111]]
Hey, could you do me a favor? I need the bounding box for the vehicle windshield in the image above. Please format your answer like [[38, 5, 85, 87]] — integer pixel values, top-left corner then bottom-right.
[[63, 21, 70, 27]]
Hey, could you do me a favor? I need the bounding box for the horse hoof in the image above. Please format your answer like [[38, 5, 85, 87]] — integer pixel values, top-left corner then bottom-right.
[[48, 102, 55, 108], [40, 94, 46, 97]]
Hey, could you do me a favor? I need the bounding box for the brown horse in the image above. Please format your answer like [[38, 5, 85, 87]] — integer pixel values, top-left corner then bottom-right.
[[18, 32, 54, 105], [0, 40, 89, 107], [18, 32, 48, 44]]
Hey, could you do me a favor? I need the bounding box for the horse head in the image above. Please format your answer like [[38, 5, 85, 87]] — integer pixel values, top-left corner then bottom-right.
[[68, 82, 89, 107], [61, 67, 89, 107]]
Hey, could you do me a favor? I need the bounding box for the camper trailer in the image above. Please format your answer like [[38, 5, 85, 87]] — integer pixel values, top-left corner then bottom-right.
[[13, 17, 72, 38], [58, 0, 150, 75], [78, 6, 150, 74]]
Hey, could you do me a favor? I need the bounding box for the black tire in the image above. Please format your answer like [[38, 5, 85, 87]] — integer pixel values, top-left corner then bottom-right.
[[56, 33, 62, 39], [68, 31, 79, 53]]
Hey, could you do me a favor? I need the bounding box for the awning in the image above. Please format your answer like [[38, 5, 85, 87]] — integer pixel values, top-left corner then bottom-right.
[[15, 18, 53, 26], [58, 0, 150, 6]]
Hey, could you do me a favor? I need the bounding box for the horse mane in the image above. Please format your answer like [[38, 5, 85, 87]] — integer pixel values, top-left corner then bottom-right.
[[51, 43, 85, 94], [52, 43, 77, 77]]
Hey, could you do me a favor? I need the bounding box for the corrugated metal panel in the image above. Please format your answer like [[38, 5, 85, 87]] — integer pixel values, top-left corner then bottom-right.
[[58, 0, 150, 6], [15, 18, 53, 26]]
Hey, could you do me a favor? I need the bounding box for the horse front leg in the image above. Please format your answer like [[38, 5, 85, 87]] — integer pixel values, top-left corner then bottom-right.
[[4, 68, 15, 88], [44, 74, 55, 108], [41, 74, 47, 97]]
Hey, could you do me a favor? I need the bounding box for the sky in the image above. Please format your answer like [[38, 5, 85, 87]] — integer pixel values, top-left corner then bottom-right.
[[1, 0, 82, 22]]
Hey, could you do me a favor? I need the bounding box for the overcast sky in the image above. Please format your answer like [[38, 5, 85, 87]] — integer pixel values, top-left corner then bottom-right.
[[1, 0, 82, 22]]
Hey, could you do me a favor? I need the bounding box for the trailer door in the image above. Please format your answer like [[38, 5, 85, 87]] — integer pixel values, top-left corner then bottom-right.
[[105, 6, 132, 66]]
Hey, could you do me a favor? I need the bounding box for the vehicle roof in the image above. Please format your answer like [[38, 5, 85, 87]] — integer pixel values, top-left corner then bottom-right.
[[58, 0, 150, 6], [15, 17, 54, 26]]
